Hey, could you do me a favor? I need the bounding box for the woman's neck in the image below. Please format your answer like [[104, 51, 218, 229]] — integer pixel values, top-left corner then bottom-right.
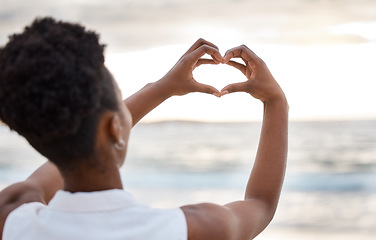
[[61, 161, 123, 193]]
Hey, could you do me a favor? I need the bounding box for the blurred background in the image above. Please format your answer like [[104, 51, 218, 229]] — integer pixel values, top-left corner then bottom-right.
[[1, 0, 376, 239]]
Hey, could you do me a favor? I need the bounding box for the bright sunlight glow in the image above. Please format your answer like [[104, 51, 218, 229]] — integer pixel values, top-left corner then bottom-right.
[[106, 40, 376, 122]]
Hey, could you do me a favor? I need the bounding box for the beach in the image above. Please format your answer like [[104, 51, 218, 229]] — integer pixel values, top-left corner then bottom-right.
[[1, 120, 376, 239], [1, 0, 376, 238]]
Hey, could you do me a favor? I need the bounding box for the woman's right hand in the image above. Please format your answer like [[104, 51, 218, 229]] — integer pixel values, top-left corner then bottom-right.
[[220, 45, 286, 104]]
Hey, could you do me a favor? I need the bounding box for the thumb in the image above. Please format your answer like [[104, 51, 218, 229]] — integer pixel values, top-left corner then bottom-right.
[[220, 81, 249, 96], [193, 81, 221, 97]]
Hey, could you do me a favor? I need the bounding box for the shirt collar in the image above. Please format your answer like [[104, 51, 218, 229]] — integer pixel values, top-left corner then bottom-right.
[[48, 189, 137, 212]]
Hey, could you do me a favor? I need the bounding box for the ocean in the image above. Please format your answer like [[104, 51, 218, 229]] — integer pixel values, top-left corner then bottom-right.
[[1, 120, 376, 239]]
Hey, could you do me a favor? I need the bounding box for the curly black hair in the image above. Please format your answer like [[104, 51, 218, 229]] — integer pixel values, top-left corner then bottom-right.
[[0, 17, 119, 168]]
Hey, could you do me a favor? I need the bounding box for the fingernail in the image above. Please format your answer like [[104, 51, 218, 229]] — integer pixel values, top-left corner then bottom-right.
[[221, 90, 229, 96], [213, 92, 221, 98]]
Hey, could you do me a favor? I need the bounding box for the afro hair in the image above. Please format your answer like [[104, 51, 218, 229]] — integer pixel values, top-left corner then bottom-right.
[[0, 17, 119, 167]]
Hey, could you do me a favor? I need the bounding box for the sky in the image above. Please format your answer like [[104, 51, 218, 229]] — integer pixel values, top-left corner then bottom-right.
[[1, 0, 376, 122]]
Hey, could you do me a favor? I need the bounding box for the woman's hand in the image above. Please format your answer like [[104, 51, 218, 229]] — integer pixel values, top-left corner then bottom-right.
[[157, 38, 223, 97], [124, 39, 223, 126], [221, 45, 286, 103]]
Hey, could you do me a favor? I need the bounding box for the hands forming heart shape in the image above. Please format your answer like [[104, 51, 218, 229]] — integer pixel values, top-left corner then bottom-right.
[[160, 38, 285, 104]]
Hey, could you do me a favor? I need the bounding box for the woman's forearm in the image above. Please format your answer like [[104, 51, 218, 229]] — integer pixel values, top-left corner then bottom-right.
[[124, 81, 171, 126], [245, 98, 289, 212]]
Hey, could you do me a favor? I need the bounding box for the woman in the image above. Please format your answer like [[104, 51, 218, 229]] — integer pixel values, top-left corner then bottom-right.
[[0, 17, 288, 240]]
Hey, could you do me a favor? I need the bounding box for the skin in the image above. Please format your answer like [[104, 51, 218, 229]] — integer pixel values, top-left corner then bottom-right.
[[182, 45, 288, 240], [0, 39, 288, 240]]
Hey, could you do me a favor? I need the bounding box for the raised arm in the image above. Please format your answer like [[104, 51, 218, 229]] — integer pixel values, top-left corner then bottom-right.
[[181, 45, 288, 240], [0, 162, 63, 239], [124, 38, 223, 126]]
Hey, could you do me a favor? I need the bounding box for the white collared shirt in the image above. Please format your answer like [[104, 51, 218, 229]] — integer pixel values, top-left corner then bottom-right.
[[3, 189, 187, 240]]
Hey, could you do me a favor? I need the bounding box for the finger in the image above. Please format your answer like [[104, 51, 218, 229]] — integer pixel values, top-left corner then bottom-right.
[[220, 81, 249, 95], [185, 38, 219, 55], [226, 60, 246, 75], [223, 46, 251, 64], [195, 58, 218, 68], [223, 45, 259, 64], [227, 60, 255, 80], [192, 81, 221, 97], [189, 45, 223, 65]]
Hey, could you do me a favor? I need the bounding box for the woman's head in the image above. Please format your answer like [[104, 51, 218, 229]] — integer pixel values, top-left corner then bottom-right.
[[0, 17, 126, 169]]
